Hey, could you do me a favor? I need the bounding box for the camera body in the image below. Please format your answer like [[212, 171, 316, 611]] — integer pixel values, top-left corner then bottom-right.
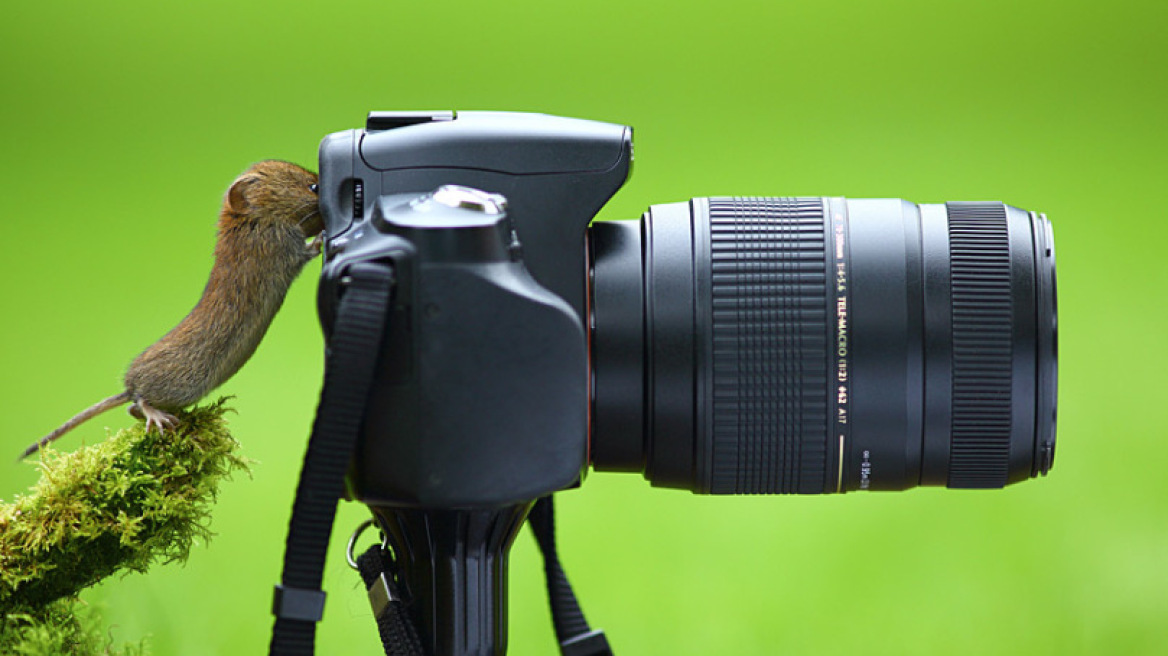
[[318, 111, 632, 507]]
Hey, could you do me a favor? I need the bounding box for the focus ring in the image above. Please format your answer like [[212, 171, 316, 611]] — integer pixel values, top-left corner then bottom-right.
[[706, 197, 829, 494], [946, 202, 1013, 488]]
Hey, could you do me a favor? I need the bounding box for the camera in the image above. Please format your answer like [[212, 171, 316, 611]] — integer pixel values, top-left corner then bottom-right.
[[313, 111, 1058, 654]]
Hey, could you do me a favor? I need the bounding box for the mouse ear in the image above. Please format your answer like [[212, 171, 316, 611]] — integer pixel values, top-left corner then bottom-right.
[[226, 175, 259, 212]]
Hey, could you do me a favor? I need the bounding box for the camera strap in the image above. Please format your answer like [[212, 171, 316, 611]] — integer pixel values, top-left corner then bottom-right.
[[529, 495, 614, 656], [269, 261, 396, 656]]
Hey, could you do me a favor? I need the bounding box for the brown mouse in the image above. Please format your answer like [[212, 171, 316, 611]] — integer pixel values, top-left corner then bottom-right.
[[20, 160, 323, 459]]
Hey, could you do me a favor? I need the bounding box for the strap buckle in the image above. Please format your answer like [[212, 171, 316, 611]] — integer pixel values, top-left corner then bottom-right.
[[271, 584, 327, 623]]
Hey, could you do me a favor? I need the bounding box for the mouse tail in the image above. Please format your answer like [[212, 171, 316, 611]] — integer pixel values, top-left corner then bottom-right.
[[19, 391, 133, 460]]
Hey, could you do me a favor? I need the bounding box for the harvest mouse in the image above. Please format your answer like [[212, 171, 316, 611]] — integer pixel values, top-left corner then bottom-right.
[[20, 160, 323, 459]]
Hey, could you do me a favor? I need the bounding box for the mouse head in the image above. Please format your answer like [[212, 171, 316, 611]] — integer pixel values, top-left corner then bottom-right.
[[225, 160, 323, 237]]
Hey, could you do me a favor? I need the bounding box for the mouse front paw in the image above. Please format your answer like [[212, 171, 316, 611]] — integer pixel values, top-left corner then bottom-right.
[[307, 233, 323, 258]]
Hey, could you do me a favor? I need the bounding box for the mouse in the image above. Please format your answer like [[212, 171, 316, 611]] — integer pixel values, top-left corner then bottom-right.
[[20, 160, 324, 459]]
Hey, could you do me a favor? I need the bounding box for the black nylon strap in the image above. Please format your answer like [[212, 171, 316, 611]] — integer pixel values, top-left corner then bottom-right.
[[356, 543, 425, 656], [270, 262, 395, 656], [529, 496, 613, 656]]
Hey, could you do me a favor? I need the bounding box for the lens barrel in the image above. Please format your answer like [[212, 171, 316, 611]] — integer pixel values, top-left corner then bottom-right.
[[589, 197, 1056, 493]]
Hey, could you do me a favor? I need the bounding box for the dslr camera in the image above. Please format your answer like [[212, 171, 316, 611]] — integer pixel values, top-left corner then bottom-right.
[[310, 111, 1057, 655]]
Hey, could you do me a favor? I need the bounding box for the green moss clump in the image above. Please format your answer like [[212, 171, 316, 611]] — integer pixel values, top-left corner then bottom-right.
[[0, 398, 247, 653], [1, 598, 147, 655]]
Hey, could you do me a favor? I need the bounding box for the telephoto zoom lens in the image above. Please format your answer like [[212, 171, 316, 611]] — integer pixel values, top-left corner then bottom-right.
[[589, 198, 1057, 493]]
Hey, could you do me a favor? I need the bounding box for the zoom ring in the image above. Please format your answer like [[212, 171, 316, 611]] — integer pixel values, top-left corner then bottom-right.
[[708, 197, 829, 494], [947, 202, 1014, 488]]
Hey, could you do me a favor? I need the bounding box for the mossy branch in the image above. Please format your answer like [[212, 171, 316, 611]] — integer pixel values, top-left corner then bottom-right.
[[0, 399, 247, 653]]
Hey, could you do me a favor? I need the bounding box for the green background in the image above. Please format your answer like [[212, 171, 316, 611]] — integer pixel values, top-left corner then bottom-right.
[[2, 0, 1165, 654]]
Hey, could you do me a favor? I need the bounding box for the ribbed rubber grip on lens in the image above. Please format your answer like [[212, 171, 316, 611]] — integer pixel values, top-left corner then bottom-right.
[[947, 202, 1013, 488], [707, 197, 829, 494]]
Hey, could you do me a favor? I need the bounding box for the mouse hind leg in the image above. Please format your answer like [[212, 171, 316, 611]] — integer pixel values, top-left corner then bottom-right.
[[130, 398, 179, 434]]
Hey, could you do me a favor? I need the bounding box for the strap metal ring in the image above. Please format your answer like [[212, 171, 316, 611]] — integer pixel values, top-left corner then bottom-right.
[[346, 518, 376, 571]]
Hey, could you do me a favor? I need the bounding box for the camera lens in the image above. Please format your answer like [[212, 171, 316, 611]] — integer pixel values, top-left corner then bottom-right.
[[588, 198, 1056, 493]]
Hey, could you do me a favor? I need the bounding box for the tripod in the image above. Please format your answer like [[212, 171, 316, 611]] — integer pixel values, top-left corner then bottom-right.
[[347, 499, 610, 656]]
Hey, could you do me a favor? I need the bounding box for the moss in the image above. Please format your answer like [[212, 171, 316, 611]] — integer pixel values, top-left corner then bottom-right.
[[0, 399, 246, 653], [1, 597, 148, 655]]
